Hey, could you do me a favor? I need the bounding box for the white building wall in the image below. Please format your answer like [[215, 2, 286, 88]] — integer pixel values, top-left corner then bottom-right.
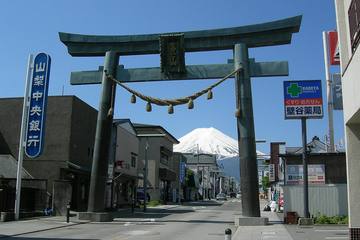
[[336, 0, 360, 122], [115, 124, 139, 177], [335, 0, 360, 234]]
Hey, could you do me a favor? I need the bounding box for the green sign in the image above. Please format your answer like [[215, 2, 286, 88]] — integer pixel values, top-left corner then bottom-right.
[[287, 83, 302, 97]]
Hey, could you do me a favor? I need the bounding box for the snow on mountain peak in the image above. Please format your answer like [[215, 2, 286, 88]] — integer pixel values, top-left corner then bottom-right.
[[174, 127, 266, 159], [174, 127, 239, 158]]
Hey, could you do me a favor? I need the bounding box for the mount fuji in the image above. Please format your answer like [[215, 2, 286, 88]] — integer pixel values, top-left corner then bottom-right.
[[174, 127, 264, 159], [174, 127, 266, 181]]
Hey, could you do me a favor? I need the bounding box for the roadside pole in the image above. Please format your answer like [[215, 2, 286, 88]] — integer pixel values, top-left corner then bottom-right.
[[301, 118, 310, 218], [15, 55, 33, 221], [322, 31, 335, 152], [144, 137, 149, 212]]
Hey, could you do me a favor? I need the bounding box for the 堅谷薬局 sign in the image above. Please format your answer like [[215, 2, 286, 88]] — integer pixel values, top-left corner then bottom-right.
[[283, 80, 323, 119]]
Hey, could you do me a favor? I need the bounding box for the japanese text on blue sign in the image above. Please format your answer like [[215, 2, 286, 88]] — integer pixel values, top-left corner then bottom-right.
[[179, 162, 186, 183], [283, 80, 323, 119], [25, 53, 51, 158]]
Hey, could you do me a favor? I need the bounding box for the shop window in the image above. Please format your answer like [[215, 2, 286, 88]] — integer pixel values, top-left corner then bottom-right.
[[160, 147, 172, 166], [131, 152, 137, 168]]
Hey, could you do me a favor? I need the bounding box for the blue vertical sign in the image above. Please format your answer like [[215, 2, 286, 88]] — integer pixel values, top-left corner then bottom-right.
[[25, 53, 51, 158], [179, 161, 186, 183]]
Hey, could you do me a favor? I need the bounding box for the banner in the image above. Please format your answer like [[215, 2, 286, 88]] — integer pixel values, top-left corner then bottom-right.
[[25, 53, 51, 158], [328, 31, 340, 65], [332, 73, 343, 110]]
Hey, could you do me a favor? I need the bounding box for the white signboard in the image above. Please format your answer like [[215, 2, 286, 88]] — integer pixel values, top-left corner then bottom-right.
[[269, 164, 275, 182], [286, 164, 325, 184]]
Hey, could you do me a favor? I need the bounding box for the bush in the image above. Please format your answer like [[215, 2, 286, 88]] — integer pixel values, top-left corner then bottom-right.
[[147, 200, 161, 207], [314, 214, 348, 224]]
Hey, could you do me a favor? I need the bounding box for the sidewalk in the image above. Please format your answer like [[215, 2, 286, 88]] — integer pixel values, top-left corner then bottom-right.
[[233, 210, 294, 240], [0, 216, 87, 238], [0, 205, 175, 238]]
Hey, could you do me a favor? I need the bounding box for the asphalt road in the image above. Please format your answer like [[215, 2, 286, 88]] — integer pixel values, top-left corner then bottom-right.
[[0, 200, 350, 240], [0, 199, 240, 240]]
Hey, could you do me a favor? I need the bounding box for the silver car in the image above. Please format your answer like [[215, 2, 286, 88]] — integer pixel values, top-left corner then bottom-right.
[[216, 193, 227, 201]]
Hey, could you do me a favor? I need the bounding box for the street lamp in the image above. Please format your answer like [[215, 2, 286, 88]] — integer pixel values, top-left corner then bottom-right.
[[137, 133, 165, 212]]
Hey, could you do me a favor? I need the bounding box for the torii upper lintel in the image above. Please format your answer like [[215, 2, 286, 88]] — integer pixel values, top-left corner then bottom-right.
[[59, 15, 301, 56]]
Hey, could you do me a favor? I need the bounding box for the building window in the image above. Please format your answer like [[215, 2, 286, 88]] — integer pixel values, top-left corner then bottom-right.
[[131, 153, 137, 168], [161, 152, 169, 165], [349, 0, 360, 52]]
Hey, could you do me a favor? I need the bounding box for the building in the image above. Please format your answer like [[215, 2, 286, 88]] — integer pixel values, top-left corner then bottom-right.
[[181, 153, 220, 199], [281, 137, 346, 185], [133, 123, 179, 203], [275, 137, 347, 219], [335, 0, 360, 237], [106, 119, 139, 208], [0, 96, 97, 212]]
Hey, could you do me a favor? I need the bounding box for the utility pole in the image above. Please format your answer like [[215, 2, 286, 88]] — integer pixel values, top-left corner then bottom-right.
[[322, 31, 335, 152], [301, 118, 310, 218], [137, 134, 165, 212]]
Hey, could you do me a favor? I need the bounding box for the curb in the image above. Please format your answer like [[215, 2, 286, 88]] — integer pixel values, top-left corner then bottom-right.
[[0, 221, 88, 239]]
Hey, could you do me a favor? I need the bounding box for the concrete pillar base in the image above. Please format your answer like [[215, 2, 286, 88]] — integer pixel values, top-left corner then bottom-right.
[[78, 212, 113, 222], [234, 216, 269, 226], [1, 212, 14, 222], [298, 217, 314, 225]]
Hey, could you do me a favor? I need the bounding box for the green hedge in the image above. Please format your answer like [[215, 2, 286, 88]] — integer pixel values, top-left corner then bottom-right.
[[314, 215, 348, 224]]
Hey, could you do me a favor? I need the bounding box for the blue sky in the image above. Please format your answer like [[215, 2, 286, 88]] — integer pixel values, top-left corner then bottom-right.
[[0, 0, 343, 153]]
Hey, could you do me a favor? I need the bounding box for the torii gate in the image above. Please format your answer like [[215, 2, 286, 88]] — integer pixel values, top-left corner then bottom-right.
[[59, 15, 301, 219]]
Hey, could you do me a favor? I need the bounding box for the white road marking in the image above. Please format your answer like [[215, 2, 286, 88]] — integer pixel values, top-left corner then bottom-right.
[[126, 230, 150, 236], [262, 231, 276, 235], [315, 229, 348, 232], [325, 237, 348, 239]]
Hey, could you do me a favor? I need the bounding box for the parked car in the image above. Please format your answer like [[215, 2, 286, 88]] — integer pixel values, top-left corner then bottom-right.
[[216, 193, 227, 201], [236, 192, 241, 199], [229, 192, 236, 198]]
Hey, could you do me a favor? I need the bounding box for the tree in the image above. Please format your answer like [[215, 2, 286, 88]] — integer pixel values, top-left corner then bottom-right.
[[185, 169, 196, 188], [262, 176, 270, 192]]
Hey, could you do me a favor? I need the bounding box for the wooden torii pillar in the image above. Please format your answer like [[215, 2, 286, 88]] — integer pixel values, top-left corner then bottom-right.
[[59, 15, 301, 219]]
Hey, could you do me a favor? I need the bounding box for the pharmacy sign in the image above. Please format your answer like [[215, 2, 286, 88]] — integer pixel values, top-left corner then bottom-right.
[[283, 80, 323, 119]]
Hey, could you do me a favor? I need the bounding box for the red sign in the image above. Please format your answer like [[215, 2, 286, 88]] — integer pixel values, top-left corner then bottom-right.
[[285, 98, 323, 106], [328, 31, 340, 65]]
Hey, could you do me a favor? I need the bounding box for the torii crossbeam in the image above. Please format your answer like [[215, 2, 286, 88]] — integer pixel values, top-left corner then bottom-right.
[[59, 15, 301, 219]]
